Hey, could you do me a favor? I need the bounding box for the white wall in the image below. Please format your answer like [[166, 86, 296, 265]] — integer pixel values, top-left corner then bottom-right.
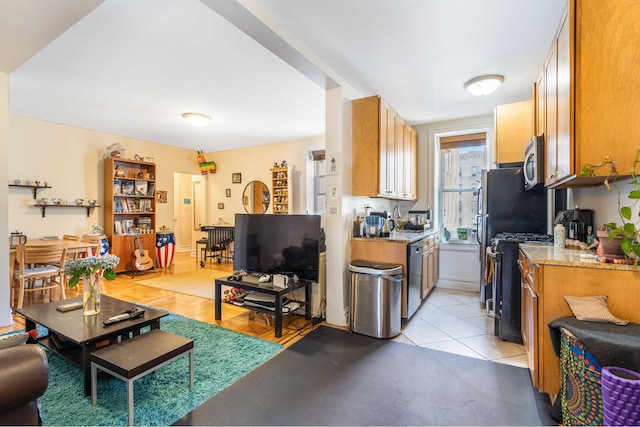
[[8, 115, 201, 239], [0, 73, 10, 326], [202, 136, 324, 224]]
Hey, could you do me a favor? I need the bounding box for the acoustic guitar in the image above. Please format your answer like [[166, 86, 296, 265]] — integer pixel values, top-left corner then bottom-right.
[[133, 233, 154, 271]]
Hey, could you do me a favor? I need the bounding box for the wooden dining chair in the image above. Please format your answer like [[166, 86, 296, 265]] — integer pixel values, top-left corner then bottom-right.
[[66, 236, 104, 296], [12, 244, 68, 309], [63, 234, 81, 261]]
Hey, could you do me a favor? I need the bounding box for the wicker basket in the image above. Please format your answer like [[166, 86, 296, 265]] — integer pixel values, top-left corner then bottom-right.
[[601, 366, 640, 426]]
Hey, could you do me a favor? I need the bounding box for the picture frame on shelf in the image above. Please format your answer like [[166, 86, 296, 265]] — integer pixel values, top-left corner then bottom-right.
[[232, 173, 242, 184]]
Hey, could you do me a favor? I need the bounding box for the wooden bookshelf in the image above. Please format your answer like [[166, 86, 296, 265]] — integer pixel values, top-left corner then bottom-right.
[[104, 158, 157, 272]]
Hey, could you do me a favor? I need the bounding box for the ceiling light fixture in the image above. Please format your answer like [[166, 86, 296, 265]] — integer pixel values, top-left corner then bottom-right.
[[182, 112, 211, 127], [463, 75, 504, 96]]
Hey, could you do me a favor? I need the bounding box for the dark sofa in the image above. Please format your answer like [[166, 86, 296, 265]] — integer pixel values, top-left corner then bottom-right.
[[0, 344, 49, 426]]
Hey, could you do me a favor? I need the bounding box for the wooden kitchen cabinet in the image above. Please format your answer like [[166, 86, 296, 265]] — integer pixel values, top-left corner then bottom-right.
[[399, 123, 418, 200], [534, 72, 545, 137], [495, 100, 533, 165], [519, 248, 640, 396], [544, 0, 640, 188], [421, 234, 439, 299], [352, 95, 417, 200], [518, 250, 540, 388]]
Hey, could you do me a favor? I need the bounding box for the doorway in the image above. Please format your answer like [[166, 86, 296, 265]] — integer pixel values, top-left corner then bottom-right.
[[173, 173, 204, 253]]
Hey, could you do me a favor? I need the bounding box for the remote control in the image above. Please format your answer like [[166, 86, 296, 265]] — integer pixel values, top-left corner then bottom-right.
[[103, 308, 145, 325]]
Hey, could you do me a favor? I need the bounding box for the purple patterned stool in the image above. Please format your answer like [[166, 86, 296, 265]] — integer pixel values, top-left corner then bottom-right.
[[601, 366, 640, 426]]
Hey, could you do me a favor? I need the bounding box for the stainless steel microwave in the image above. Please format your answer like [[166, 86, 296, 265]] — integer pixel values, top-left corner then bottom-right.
[[524, 135, 544, 190]]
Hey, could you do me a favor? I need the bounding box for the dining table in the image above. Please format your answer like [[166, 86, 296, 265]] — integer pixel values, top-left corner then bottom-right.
[[8, 239, 100, 294]]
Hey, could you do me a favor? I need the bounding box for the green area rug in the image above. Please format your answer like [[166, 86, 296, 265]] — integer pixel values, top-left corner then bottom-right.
[[36, 312, 283, 426]]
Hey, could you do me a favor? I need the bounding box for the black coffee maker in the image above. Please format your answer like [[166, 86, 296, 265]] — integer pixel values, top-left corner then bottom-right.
[[554, 209, 594, 238]]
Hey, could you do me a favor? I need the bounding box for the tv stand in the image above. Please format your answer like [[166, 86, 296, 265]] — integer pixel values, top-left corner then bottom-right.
[[214, 275, 311, 337]]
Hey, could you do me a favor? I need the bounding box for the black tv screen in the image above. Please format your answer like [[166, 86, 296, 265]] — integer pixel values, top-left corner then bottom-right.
[[234, 214, 321, 282]]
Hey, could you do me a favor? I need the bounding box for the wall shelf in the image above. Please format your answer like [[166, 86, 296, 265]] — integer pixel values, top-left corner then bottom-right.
[[9, 184, 51, 199], [33, 204, 100, 218]]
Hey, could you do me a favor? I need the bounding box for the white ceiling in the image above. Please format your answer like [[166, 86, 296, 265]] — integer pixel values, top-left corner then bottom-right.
[[1, 0, 566, 153]]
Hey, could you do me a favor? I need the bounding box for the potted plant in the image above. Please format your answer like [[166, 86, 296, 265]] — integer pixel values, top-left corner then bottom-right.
[[580, 148, 640, 261], [63, 254, 120, 315]]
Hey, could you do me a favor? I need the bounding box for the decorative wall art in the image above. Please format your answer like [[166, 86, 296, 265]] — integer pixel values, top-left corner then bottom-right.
[[218, 203, 225, 209], [156, 190, 168, 203], [226, 189, 231, 197], [232, 173, 242, 184], [196, 151, 217, 175]]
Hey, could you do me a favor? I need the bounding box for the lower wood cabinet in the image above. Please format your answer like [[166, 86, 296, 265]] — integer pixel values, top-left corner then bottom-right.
[[519, 248, 640, 396], [110, 234, 157, 273], [421, 234, 439, 299]]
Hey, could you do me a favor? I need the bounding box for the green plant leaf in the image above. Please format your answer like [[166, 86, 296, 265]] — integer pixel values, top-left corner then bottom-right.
[[103, 270, 117, 280], [630, 190, 640, 199], [621, 238, 634, 254], [623, 223, 636, 236], [621, 206, 632, 221], [610, 228, 625, 239]]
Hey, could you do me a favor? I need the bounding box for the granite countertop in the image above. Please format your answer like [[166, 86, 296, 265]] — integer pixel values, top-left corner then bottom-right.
[[352, 228, 438, 244], [519, 243, 639, 271]]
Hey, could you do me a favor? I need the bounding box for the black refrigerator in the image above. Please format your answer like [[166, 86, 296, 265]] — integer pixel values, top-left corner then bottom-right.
[[476, 167, 548, 308]]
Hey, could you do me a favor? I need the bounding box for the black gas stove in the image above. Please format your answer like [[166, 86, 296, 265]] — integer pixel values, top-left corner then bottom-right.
[[491, 232, 553, 250], [489, 231, 552, 344]]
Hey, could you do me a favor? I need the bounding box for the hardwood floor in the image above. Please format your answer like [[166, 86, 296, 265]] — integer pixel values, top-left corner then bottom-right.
[[3, 251, 319, 347]]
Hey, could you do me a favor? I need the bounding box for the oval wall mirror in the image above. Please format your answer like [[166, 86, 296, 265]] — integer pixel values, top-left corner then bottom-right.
[[242, 180, 270, 214]]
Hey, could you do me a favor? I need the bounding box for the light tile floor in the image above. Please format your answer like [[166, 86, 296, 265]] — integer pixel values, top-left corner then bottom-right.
[[394, 287, 528, 368]]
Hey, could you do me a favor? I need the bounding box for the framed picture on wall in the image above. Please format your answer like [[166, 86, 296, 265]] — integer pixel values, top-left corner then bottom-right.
[[156, 190, 167, 203], [218, 203, 225, 209], [226, 188, 231, 197], [232, 173, 242, 184]]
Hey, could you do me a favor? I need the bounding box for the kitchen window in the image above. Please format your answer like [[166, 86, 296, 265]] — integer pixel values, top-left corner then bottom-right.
[[439, 133, 485, 240]]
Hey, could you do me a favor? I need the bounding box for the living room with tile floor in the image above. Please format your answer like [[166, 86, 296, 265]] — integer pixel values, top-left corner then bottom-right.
[[394, 287, 527, 368]]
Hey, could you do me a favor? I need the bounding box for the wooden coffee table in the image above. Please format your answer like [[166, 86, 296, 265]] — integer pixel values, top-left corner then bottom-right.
[[15, 295, 168, 396]]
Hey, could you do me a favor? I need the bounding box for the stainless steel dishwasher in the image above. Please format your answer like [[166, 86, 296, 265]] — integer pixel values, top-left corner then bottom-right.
[[406, 239, 423, 319]]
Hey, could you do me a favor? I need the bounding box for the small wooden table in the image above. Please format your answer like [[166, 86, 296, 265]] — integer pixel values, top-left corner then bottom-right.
[[15, 295, 168, 396], [214, 275, 311, 337]]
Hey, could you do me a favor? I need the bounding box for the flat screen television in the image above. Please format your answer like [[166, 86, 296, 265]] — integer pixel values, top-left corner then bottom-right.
[[233, 213, 321, 282]]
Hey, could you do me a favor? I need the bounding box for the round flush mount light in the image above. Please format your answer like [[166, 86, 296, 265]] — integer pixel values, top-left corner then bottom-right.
[[182, 112, 212, 127], [464, 74, 504, 96]]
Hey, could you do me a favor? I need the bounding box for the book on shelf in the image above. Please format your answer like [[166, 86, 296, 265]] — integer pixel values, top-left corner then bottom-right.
[[135, 180, 148, 196], [114, 179, 122, 195], [122, 219, 134, 234], [147, 182, 155, 197], [121, 180, 135, 195]]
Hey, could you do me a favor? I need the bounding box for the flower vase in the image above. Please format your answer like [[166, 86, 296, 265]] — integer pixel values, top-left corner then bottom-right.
[[82, 273, 101, 316]]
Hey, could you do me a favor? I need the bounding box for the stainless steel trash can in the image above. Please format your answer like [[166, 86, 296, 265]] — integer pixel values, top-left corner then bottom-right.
[[349, 260, 403, 338]]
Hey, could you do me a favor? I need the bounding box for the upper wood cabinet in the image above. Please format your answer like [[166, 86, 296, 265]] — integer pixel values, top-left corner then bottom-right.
[[494, 100, 533, 165], [352, 95, 418, 200], [534, 72, 545, 137], [544, 0, 640, 187]]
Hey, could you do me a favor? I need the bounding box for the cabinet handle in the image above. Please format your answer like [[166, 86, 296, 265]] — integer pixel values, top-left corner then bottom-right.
[[522, 281, 537, 298]]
